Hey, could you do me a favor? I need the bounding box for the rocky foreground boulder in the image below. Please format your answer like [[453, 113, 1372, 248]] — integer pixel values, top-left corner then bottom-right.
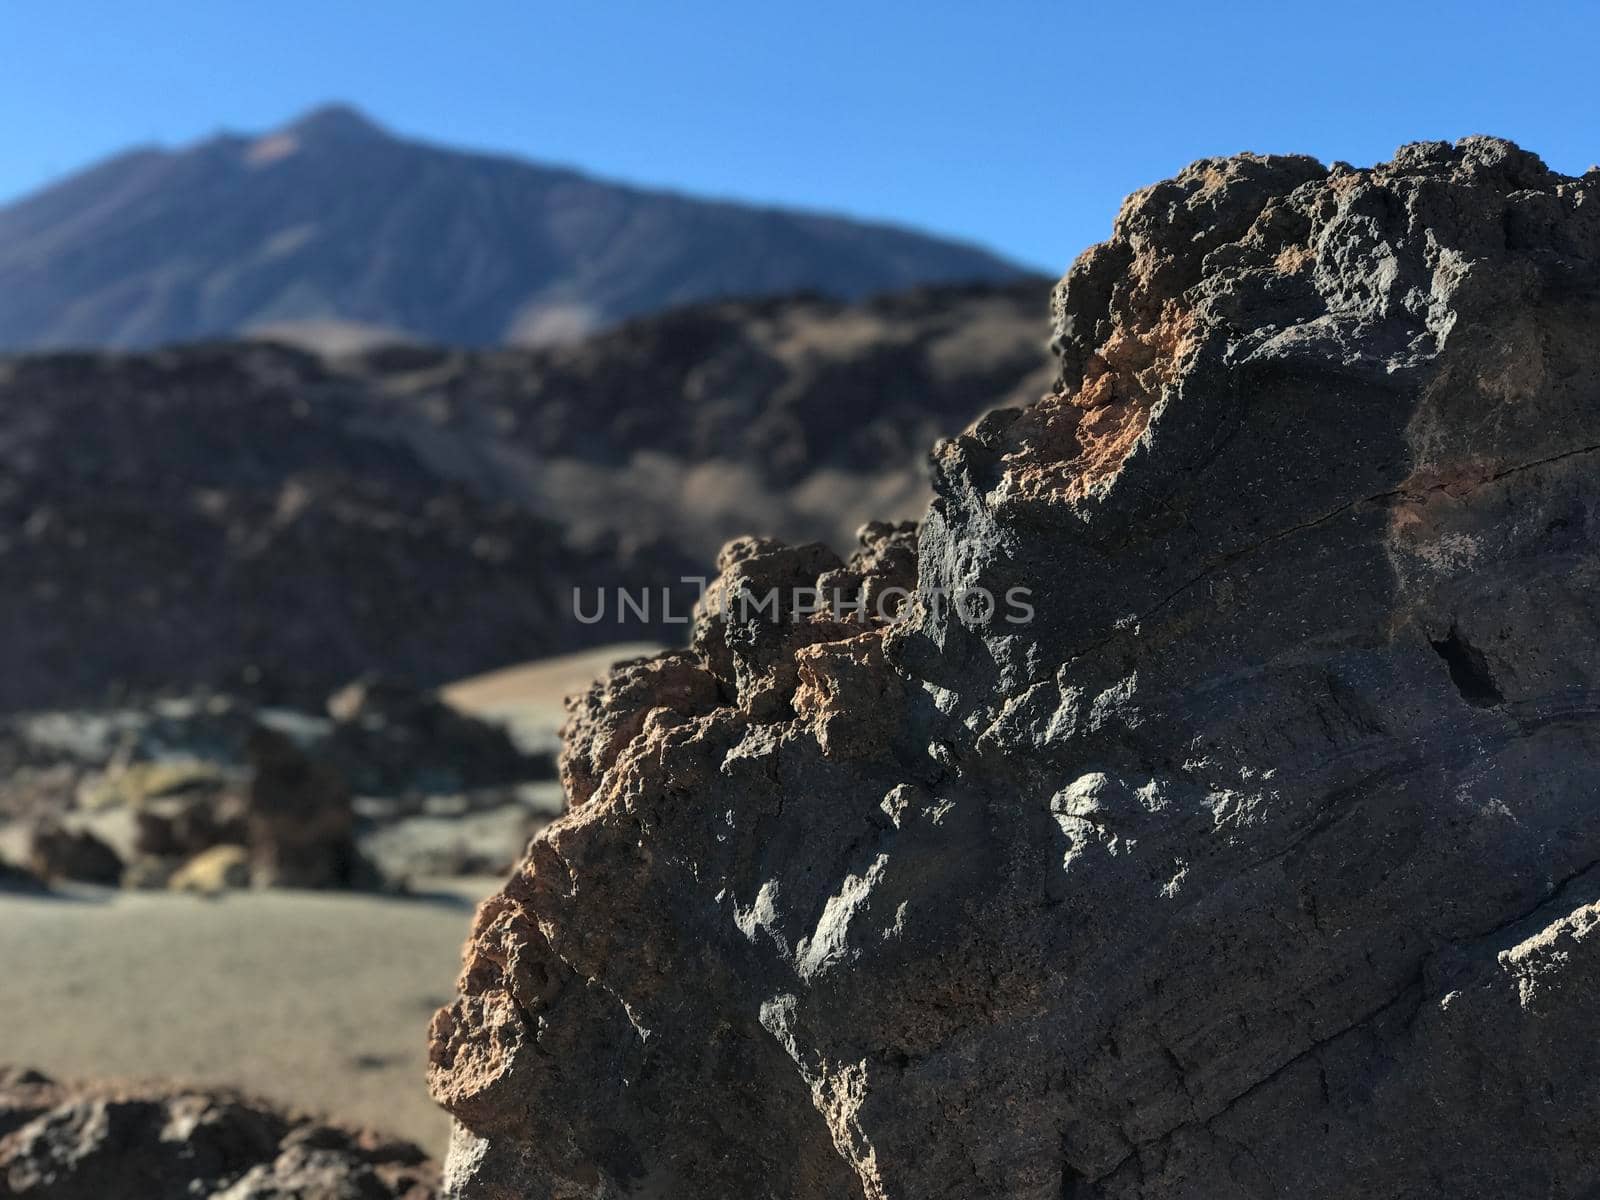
[[428, 138, 1600, 1198], [0, 1068, 435, 1198]]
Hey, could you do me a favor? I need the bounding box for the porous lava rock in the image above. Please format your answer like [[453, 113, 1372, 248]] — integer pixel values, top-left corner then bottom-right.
[[428, 138, 1600, 1198], [23, 823, 121, 886], [244, 727, 356, 889], [0, 1068, 436, 1198]]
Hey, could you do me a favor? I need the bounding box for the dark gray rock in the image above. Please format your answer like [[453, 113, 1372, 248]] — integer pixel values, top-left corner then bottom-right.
[[0, 860, 45, 895], [244, 726, 356, 889], [427, 139, 1600, 1197], [0, 281, 1050, 714], [0, 1070, 435, 1198], [24, 823, 121, 886], [324, 676, 549, 798]]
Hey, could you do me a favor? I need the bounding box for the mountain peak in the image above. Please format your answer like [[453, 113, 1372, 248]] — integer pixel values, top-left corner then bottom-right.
[[282, 103, 389, 142], [0, 112, 1023, 351]]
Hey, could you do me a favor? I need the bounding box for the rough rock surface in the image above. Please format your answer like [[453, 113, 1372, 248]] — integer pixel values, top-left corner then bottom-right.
[[429, 138, 1600, 1198], [0, 280, 1049, 713], [23, 823, 121, 886], [243, 727, 357, 889], [0, 1068, 436, 1198]]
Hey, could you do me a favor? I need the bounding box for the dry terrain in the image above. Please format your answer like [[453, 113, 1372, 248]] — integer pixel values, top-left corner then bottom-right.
[[1, 881, 488, 1155], [1, 643, 660, 1157]]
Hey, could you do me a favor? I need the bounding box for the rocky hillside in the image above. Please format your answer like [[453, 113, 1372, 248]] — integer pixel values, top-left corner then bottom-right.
[[0, 104, 1025, 351], [428, 138, 1600, 1197], [0, 279, 1051, 711]]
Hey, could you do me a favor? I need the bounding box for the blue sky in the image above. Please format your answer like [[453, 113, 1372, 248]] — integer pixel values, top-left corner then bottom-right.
[[4, 0, 1598, 274]]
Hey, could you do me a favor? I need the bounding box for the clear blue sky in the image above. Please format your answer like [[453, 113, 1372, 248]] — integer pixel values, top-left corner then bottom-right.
[[4, 0, 1598, 274]]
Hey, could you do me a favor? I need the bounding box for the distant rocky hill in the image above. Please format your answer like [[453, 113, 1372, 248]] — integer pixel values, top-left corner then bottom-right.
[[0, 279, 1052, 710], [0, 104, 1026, 351]]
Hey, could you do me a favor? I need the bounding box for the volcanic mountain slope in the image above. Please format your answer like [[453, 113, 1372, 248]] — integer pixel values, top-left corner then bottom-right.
[[0, 279, 1051, 711], [428, 138, 1600, 1198], [354, 277, 1055, 558], [0, 104, 1026, 351]]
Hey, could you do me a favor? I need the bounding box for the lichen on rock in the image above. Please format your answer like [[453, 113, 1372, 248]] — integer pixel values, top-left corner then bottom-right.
[[429, 138, 1600, 1198]]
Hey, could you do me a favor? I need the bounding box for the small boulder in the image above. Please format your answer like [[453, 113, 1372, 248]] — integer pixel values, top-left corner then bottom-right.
[[0, 1071, 436, 1197], [0, 857, 46, 894], [169, 844, 251, 894], [245, 728, 354, 888], [326, 674, 549, 796], [133, 790, 248, 860], [25, 821, 121, 885], [121, 856, 180, 890]]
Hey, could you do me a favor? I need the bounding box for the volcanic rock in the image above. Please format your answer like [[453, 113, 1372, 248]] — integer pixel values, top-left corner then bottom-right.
[[0, 281, 1050, 713], [24, 822, 121, 886], [0, 859, 44, 895], [427, 138, 1600, 1197], [133, 785, 248, 862], [324, 676, 546, 797], [244, 728, 356, 889], [169, 844, 253, 894], [0, 1069, 435, 1198]]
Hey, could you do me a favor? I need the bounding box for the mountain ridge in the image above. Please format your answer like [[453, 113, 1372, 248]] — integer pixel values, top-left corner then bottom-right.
[[0, 104, 1027, 351], [0, 277, 1053, 711]]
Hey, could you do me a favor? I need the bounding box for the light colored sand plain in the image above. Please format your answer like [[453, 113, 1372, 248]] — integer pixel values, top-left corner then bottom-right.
[[0, 880, 494, 1155], [442, 641, 664, 754]]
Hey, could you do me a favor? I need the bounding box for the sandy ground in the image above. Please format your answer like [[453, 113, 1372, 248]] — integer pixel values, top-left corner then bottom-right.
[[442, 641, 663, 755], [0, 880, 493, 1154], [3, 642, 670, 1157]]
